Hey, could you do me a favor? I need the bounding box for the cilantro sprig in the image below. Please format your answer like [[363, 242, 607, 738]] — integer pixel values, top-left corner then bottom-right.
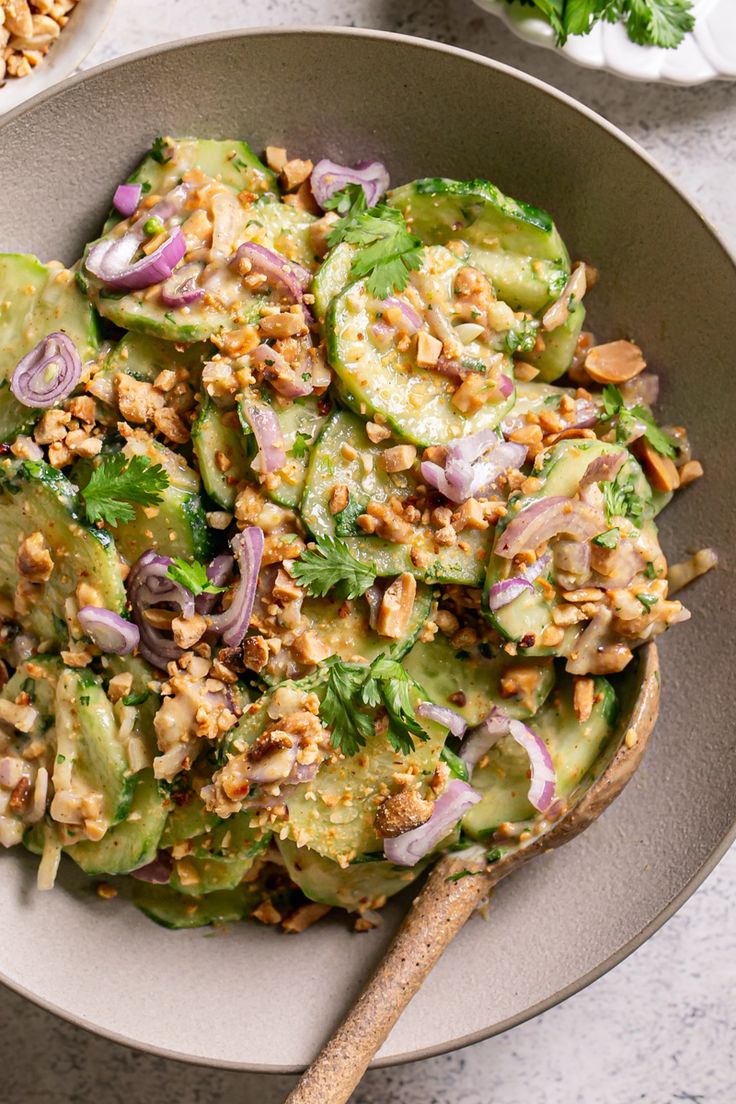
[[601, 384, 677, 459], [509, 0, 694, 49], [166, 558, 227, 597], [82, 454, 169, 527], [290, 536, 377, 600], [326, 184, 425, 298], [320, 655, 429, 757]]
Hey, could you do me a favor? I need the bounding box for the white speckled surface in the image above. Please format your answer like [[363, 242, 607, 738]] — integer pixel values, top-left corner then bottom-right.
[[2, 2, 735, 1100]]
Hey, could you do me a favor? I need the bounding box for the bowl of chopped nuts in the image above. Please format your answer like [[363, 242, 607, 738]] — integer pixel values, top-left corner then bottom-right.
[[0, 0, 115, 113]]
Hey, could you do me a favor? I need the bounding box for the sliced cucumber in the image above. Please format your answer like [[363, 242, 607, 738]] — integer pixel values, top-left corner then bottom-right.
[[191, 398, 250, 510], [0, 254, 99, 441], [64, 770, 167, 875], [160, 791, 219, 849], [132, 880, 260, 929], [312, 242, 355, 322], [403, 635, 554, 725], [0, 459, 126, 646], [388, 178, 570, 313], [506, 378, 575, 423], [278, 838, 424, 911], [521, 300, 586, 382], [239, 391, 329, 510], [327, 246, 515, 447], [300, 410, 492, 585], [483, 439, 655, 654], [53, 668, 134, 830], [103, 654, 161, 761], [102, 331, 211, 386], [260, 583, 433, 684], [224, 676, 446, 864], [244, 196, 317, 270], [462, 674, 617, 837]]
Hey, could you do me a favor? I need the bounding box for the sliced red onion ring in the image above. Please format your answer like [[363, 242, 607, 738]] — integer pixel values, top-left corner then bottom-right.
[[571, 398, 601, 429], [580, 450, 627, 489], [209, 528, 264, 648], [310, 158, 390, 209], [460, 707, 511, 771], [126, 550, 195, 669], [499, 374, 514, 398], [507, 719, 556, 812], [10, 332, 82, 409], [160, 262, 204, 308], [495, 497, 605, 559], [486, 576, 535, 611], [382, 296, 422, 334], [233, 242, 310, 302], [131, 850, 173, 884], [241, 400, 286, 474], [86, 227, 186, 291], [251, 343, 313, 399], [416, 702, 467, 739], [383, 780, 481, 867], [461, 707, 556, 813], [621, 371, 659, 407], [422, 438, 526, 504], [77, 607, 139, 655], [113, 183, 142, 218]]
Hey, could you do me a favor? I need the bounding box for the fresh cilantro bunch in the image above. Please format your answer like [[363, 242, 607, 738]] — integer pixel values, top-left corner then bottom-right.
[[325, 184, 425, 298], [291, 535, 377, 600], [510, 0, 694, 48], [82, 454, 169, 526], [321, 654, 429, 756], [601, 384, 676, 458]]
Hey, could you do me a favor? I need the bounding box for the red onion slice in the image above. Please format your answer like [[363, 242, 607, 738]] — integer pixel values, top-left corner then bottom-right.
[[422, 437, 527, 504], [382, 296, 422, 334], [233, 242, 311, 302], [10, 332, 82, 409], [126, 550, 195, 669], [383, 780, 481, 867], [195, 554, 236, 615], [209, 528, 264, 648], [460, 707, 511, 772], [160, 262, 204, 308], [580, 450, 627, 489], [113, 183, 142, 218], [495, 497, 605, 559], [507, 719, 556, 812], [310, 158, 390, 209], [77, 607, 139, 655], [131, 850, 173, 884], [241, 401, 286, 474], [86, 227, 186, 291], [251, 343, 313, 399], [416, 702, 467, 739], [486, 576, 535, 611]]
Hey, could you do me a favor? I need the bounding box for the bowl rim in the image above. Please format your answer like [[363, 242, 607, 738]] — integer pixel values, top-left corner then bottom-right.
[[1, 24, 734, 1074]]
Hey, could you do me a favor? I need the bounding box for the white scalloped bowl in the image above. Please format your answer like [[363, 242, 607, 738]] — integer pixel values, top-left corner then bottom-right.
[[0, 0, 116, 114], [473, 0, 736, 85]]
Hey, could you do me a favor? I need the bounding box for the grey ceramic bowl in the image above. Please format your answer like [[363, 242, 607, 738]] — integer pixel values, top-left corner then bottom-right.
[[0, 28, 733, 1073]]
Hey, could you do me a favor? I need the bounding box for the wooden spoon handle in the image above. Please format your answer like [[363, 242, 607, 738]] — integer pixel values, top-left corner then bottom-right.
[[284, 855, 495, 1104]]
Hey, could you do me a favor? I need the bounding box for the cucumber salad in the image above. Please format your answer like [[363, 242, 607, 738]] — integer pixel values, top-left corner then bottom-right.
[[0, 137, 715, 932]]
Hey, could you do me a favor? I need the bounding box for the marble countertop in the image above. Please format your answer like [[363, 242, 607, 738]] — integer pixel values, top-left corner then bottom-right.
[[3, 2, 735, 1101]]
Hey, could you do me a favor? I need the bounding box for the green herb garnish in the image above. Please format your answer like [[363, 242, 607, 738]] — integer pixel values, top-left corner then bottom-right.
[[82, 454, 169, 527], [291, 536, 377, 600], [507, 0, 694, 49], [320, 655, 428, 757], [166, 558, 227, 597], [592, 527, 620, 549]]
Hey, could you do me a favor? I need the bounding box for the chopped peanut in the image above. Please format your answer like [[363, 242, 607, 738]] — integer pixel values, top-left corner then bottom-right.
[[584, 340, 646, 385], [376, 573, 416, 639], [16, 531, 53, 583], [381, 445, 416, 473], [366, 421, 392, 444], [281, 158, 313, 191], [374, 788, 433, 838], [636, 439, 680, 493], [416, 331, 442, 367], [329, 484, 349, 515], [573, 677, 595, 723], [678, 459, 703, 487]]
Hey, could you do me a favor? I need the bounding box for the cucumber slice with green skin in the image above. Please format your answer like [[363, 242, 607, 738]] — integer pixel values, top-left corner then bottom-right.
[[403, 635, 554, 725], [327, 246, 516, 447], [132, 880, 261, 929], [238, 391, 330, 510], [103, 654, 161, 760], [483, 439, 656, 655], [54, 668, 135, 830], [0, 255, 99, 441], [0, 459, 126, 647], [1, 656, 61, 742], [387, 178, 570, 314], [169, 808, 271, 896], [64, 770, 167, 876], [76, 437, 211, 563], [223, 676, 446, 865], [170, 854, 255, 895], [462, 674, 617, 838], [312, 242, 355, 322], [278, 838, 425, 911], [102, 331, 212, 386], [191, 398, 250, 510], [87, 195, 316, 344], [103, 137, 277, 235], [160, 792, 219, 849], [301, 410, 492, 586], [520, 300, 586, 382], [259, 583, 433, 684], [505, 377, 575, 423]]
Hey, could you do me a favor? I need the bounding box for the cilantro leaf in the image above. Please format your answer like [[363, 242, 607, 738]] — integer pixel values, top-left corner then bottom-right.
[[602, 476, 644, 525], [166, 558, 227, 597], [504, 318, 539, 355], [326, 188, 425, 298], [122, 690, 150, 707], [321, 657, 376, 757], [626, 0, 693, 47], [333, 493, 367, 538], [636, 592, 658, 612], [82, 454, 169, 527], [601, 383, 676, 458], [592, 527, 621, 549], [290, 431, 311, 459], [150, 136, 173, 165], [630, 406, 677, 458], [290, 536, 377, 600], [325, 183, 368, 241], [602, 383, 625, 418], [366, 656, 427, 756]]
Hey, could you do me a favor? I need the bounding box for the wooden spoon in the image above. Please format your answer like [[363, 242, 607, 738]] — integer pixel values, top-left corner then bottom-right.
[[285, 643, 660, 1104]]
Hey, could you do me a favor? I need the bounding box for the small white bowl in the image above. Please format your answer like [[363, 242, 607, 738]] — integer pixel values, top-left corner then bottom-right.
[[473, 0, 736, 86], [0, 0, 116, 113]]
